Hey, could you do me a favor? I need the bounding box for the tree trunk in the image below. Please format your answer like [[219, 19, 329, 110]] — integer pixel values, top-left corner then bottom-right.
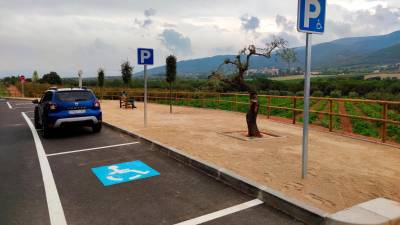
[[246, 92, 262, 137], [169, 82, 172, 113]]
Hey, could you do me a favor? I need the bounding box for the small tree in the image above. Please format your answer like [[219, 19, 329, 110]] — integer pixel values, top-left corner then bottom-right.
[[41, 72, 62, 85], [97, 68, 105, 100], [121, 61, 133, 87], [166, 55, 177, 113], [278, 48, 297, 75], [213, 37, 287, 137], [32, 71, 39, 83]]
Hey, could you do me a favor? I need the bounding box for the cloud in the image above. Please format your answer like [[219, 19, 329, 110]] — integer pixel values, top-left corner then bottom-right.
[[144, 8, 156, 17], [240, 14, 260, 32], [134, 8, 157, 29], [275, 14, 295, 31], [159, 29, 192, 55]]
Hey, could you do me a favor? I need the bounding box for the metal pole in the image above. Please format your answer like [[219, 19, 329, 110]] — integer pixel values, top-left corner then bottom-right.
[[302, 33, 312, 179], [22, 82, 25, 97], [144, 65, 148, 127]]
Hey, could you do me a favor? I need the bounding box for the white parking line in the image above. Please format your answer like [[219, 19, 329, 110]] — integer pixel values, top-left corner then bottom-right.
[[22, 112, 67, 225], [6, 101, 12, 109], [174, 199, 263, 225], [14, 106, 34, 109], [46, 142, 140, 157]]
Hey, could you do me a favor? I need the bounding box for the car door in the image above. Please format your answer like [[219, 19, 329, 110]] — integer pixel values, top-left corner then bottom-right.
[[38, 91, 53, 123]]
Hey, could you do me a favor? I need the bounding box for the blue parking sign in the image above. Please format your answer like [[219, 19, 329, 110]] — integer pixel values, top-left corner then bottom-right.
[[91, 160, 160, 186], [137, 48, 154, 65], [297, 0, 326, 34]]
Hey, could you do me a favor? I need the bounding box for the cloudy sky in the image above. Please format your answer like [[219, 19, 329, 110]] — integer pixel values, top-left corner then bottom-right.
[[0, 0, 399, 77]]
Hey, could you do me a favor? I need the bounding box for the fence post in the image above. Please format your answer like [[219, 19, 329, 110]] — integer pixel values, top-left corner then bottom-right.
[[175, 92, 177, 105], [201, 93, 205, 108], [292, 97, 297, 124], [381, 103, 388, 143], [218, 93, 220, 109], [329, 99, 333, 132], [235, 94, 238, 111], [267, 96, 271, 119]]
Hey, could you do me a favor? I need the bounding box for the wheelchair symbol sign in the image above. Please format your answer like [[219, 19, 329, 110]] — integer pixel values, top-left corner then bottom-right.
[[91, 160, 160, 186]]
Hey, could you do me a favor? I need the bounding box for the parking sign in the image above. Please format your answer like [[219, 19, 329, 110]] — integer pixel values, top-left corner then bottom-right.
[[137, 48, 154, 65], [297, 0, 326, 34]]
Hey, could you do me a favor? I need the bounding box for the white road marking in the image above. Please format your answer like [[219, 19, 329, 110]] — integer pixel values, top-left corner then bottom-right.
[[23, 110, 34, 113], [15, 102, 33, 105], [174, 199, 263, 225], [46, 142, 139, 157], [14, 106, 34, 109], [6, 101, 12, 109], [22, 112, 67, 225]]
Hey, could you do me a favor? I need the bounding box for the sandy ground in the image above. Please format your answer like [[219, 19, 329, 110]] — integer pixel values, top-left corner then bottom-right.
[[102, 100, 400, 213]]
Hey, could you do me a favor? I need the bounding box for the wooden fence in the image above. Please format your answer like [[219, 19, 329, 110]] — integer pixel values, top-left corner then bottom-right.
[[3, 86, 400, 144]]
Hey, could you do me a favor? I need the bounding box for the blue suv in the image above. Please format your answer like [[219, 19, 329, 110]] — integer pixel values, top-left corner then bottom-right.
[[33, 87, 102, 138]]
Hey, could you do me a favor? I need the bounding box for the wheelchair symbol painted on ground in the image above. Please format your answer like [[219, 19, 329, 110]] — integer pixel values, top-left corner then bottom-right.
[[91, 160, 160, 186]]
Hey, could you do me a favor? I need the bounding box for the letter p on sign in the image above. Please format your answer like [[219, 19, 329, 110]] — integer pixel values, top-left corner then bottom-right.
[[137, 48, 154, 65], [297, 0, 326, 34]]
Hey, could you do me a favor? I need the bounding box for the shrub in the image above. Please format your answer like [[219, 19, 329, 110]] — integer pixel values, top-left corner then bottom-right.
[[330, 90, 342, 98], [312, 90, 324, 97], [348, 91, 359, 98], [296, 91, 304, 96]]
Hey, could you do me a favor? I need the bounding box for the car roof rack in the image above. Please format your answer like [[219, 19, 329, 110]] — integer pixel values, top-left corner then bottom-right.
[[49, 86, 58, 90]]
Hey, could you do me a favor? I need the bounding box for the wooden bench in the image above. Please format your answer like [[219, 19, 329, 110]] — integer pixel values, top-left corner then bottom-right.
[[120, 96, 136, 109]]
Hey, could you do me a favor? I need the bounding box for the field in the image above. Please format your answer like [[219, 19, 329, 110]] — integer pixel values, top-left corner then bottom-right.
[[364, 73, 400, 80]]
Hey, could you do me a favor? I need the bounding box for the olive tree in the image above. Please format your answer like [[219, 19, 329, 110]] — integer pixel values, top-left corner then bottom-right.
[[213, 37, 287, 137]]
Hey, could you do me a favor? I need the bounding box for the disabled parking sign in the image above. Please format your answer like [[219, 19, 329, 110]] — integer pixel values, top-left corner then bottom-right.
[[297, 0, 326, 34], [91, 160, 160, 186]]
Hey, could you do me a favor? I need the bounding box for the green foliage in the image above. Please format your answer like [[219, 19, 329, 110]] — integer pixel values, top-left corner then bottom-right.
[[2, 76, 19, 85], [166, 55, 177, 83], [348, 91, 359, 98], [40, 72, 62, 85], [32, 71, 39, 82], [97, 68, 105, 87], [312, 90, 324, 97], [121, 61, 133, 86], [330, 90, 342, 98]]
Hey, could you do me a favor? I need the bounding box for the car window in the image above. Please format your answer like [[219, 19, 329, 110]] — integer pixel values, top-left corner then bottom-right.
[[42, 92, 53, 102], [55, 91, 94, 102]]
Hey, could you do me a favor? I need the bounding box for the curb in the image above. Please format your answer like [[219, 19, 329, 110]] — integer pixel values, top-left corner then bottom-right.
[[103, 121, 328, 225]]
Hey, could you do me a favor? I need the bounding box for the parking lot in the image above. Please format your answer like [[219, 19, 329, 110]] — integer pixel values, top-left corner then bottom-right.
[[0, 98, 303, 225]]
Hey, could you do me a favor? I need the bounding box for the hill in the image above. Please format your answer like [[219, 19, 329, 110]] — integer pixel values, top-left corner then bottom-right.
[[141, 30, 400, 76]]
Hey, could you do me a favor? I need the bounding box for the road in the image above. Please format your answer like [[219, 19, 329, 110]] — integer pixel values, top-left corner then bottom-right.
[[0, 98, 303, 225]]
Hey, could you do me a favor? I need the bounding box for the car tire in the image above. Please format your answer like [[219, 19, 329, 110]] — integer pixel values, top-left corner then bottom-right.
[[92, 123, 102, 133], [34, 108, 41, 129], [42, 120, 51, 138]]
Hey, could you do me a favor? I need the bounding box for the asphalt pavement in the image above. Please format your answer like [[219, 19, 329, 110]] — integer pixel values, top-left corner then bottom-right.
[[0, 98, 304, 225]]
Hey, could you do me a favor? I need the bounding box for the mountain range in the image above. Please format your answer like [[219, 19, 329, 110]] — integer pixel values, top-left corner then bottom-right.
[[142, 30, 400, 76]]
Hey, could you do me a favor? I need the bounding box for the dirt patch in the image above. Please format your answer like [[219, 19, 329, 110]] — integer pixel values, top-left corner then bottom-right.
[[338, 102, 353, 133], [102, 100, 400, 213], [7, 85, 22, 97], [220, 131, 284, 141]]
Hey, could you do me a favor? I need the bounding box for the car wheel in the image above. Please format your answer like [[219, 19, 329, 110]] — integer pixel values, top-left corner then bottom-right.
[[92, 123, 102, 133], [42, 120, 51, 138], [34, 108, 41, 129]]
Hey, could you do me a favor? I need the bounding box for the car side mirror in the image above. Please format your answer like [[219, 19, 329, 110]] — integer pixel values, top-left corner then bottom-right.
[[32, 99, 39, 104]]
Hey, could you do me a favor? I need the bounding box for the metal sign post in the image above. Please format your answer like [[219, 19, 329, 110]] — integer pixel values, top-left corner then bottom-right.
[[19, 75, 25, 97], [137, 48, 154, 128], [297, 0, 326, 179], [144, 64, 148, 127]]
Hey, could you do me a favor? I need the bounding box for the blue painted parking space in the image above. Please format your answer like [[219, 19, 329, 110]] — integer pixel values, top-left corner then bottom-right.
[[91, 160, 160, 186]]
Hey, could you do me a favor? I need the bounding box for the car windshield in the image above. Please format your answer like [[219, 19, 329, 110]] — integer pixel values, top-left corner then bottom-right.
[[55, 91, 94, 102]]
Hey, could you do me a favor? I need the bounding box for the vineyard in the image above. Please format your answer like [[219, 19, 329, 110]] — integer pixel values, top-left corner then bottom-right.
[[2, 83, 400, 144]]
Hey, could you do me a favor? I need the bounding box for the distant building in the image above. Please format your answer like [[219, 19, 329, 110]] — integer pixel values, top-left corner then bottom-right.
[[311, 71, 321, 75], [373, 70, 381, 74], [261, 67, 280, 76]]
